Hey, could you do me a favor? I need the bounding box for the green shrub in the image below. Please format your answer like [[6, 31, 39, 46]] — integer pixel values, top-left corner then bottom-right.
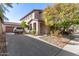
[[29, 29, 36, 35]]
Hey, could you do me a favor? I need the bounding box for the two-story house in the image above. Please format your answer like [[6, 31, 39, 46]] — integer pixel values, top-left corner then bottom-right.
[[20, 9, 49, 35]]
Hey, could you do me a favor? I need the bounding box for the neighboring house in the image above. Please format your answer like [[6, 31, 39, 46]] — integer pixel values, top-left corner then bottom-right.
[[20, 9, 49, 35], [4, 22, 20, 33]]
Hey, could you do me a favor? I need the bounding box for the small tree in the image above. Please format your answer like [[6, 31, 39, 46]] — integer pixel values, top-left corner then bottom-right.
[[20, 21, 28, 29], [20, 21, 29, 33], [21, 21, 28, 32]]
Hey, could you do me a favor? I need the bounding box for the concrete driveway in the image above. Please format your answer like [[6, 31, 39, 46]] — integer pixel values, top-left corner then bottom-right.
[[6, 34, 78, 56]]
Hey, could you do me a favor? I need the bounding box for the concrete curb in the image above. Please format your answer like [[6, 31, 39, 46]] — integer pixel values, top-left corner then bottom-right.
[[24, 34, 62, 49]]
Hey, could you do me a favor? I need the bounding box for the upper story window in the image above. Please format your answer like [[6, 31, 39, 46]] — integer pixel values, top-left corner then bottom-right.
[[24, 11, 42, 20], [34, 11, 42, 19], [26, 14, 33, 20]]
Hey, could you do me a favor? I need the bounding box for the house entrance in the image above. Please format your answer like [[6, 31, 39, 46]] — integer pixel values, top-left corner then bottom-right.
[[33, 23, 36, 33]]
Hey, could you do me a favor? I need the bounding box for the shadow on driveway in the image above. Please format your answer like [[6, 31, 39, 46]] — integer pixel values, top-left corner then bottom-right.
[[6, 34, 78, 56]]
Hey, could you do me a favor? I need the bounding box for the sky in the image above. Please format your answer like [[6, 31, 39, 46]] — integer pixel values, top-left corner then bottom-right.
[[5, 3, 51, 23]]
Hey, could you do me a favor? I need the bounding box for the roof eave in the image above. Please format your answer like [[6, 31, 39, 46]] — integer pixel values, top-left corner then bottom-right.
[[20, 9, 43, 21]]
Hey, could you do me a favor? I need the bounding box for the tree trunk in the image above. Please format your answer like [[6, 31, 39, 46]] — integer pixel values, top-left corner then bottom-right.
[[0, 19, 3, 34], [0, 19, 7, 56]]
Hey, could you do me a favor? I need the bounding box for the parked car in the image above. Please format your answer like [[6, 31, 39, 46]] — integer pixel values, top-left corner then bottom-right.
[[13, 27, 24, 34]]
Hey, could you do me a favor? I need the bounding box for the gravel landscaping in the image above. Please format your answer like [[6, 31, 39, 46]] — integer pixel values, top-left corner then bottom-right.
[[39, 35, 70, 48]]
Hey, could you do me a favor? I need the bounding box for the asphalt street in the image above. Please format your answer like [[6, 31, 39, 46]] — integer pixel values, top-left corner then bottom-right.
[[6, 34, 78, 56]]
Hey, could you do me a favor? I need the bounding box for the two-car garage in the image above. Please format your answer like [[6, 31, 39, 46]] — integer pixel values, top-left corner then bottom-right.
[[4, 22, 20, 33]]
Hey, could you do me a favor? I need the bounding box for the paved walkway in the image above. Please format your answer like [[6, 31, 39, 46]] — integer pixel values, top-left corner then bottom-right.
[[58, 34, 79, 55]]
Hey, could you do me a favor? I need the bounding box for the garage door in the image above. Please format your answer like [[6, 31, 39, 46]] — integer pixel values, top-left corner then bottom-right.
[[6, 26, 14, 33]]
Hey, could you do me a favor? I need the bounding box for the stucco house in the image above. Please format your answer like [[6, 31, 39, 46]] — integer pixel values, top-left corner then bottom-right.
[[20, 9, 49, 35], [4, 22, 20, 33]]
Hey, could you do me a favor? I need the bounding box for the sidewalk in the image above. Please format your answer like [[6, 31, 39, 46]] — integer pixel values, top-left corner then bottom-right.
[[58, 34, 79, 55]]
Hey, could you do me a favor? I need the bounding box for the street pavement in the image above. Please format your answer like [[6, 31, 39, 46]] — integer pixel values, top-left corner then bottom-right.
[[6, 34, 78, 56]]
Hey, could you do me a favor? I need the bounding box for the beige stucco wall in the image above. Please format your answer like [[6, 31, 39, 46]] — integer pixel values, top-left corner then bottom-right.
[[22, 11, 41, 35], [30, 19, 40, 35], [23, 12, 35, 23], [21, 10, 47, 35], [23, 11, 42, 22]]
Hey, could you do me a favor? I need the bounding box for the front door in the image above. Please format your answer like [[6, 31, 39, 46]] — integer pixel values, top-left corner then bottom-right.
[[33, 23, 36, 34]]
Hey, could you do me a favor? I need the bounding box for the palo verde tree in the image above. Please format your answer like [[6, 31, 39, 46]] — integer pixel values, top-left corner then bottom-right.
[[42, 3, 79, 35], [55, 3, 79, 32], [42, 5, 61, 34]]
